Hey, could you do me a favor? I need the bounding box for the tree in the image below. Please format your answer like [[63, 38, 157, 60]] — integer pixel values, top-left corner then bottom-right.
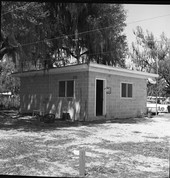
[[129, 26, 157, 72], [0, 56, 20, 95], [36, 3, 127, 66], [129, 26, 170, 96], [158, 58, 170, 95], [86, 4, 127, 66], [1, 2, 128, 70], [1, 1, 50, 70], [0, 30, 18, 64]]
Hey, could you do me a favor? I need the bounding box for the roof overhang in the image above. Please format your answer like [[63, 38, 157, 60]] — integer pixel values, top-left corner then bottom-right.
[[11, 63, 89, 77], [88, 63, 158, 79], [12, 62, 158, 79]]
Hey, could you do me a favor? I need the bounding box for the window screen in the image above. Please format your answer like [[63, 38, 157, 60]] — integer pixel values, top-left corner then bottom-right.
[[59, 80, 74, 97], [59, 81, 65, 97], [67, 80, 74, 97], [121, 83, 132, 98], [121, 83, 126, 97], [128, 83, 132, 97]]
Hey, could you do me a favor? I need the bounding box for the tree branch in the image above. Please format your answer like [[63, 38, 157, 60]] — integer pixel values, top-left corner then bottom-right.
[[61, 46, 77, 59], [80, 50, 88, 57]]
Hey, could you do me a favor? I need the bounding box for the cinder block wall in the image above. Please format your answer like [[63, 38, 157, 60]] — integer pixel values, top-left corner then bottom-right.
[[20, 75, 49, 113], [20, 71, 88, 121], [87, 71, 147, 120], [20, 69, 147, 121]]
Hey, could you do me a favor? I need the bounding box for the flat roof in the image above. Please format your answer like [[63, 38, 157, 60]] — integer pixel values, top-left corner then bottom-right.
[[12, 62, 158, 79], [89, 63, 158, 79]]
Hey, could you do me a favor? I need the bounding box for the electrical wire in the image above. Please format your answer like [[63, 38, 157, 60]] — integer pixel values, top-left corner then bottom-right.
[[18, 13, 170, 47], [2, 4, 169, 74], [2, 4, 170, 58], [2, 2, 170, 47], [127, 13, 170, 25], [87, 50, 115, 56]]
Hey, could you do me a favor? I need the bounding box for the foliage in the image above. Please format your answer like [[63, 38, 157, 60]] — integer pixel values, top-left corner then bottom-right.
[[129, 26, 170, 96], [88, 4, 127, 66], [0, 94, 20, 109], [1, 2, 49, 71], [147, 78, 168, 97], [158, 58, 170, 95], [1, 2, 128, 70], [129, 26, 157, 72], [0, 56, 20, 95]]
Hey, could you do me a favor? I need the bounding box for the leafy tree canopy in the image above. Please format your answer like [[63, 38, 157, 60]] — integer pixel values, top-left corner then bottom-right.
[[1, 2, 128, 71], [0, 56, 20, 95], [128, 26, 170, 96]]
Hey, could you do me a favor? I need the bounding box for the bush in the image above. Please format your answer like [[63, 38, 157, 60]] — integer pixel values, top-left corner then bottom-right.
[[0, 94, 20, 110]]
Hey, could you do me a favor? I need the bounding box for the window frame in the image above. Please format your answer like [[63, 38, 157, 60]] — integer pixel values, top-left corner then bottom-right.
[[59, 80, 75, 98], [120, 82, 133, 99], [59, 81, 66, 97]]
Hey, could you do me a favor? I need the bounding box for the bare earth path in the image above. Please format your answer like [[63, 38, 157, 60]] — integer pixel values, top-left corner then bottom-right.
[[0, 111, 169, 177]]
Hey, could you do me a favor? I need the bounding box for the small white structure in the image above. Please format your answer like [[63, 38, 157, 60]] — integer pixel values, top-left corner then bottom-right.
[[12, 62, 158, 121]]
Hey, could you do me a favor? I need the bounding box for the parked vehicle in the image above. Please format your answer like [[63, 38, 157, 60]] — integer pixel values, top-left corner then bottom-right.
[[147, 96, 170, 114]]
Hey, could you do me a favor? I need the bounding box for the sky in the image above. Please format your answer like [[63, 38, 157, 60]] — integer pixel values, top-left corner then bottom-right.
[[123, 4, 170, 47]]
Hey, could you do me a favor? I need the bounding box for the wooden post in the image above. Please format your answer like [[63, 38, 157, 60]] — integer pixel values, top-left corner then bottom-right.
[[79, 149, 85, 177], [169, 146, 170, 178]]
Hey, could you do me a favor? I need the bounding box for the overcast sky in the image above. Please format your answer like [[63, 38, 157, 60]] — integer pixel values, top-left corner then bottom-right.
[[123, 4, 170, 47]]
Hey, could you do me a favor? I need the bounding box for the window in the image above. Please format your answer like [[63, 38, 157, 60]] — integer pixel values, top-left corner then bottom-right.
[[121, 83, 132, 98], [59, 81, 65, 97], [67, 81, 74, 97], [59, 80, 74, 97]]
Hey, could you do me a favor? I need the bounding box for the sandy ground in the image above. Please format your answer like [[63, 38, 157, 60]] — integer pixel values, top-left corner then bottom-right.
[[0, 112, 169, 177]]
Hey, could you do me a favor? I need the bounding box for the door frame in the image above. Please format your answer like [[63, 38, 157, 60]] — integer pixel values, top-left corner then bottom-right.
[[94, 78, 106, 117]]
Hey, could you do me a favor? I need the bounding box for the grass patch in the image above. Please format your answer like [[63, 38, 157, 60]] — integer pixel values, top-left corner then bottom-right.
[[0, 111, 169, 177], [97, 140, 169, 159]]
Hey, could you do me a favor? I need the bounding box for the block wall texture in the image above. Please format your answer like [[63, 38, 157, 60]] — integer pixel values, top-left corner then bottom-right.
[[20, 70, 147, 121], [87, 71, 147, 121], [20, 71, 88, 121]]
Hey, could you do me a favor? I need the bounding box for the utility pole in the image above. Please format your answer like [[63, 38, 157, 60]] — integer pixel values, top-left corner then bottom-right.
[[75, 28, 80, 64], [155, 49, 158, 115], [73, 28, 80, 64], [155, 41, 160, 115]]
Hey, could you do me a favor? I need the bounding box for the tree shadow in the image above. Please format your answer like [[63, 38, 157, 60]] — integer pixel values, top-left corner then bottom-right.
[[105, 117, 155, 124], [0, 112, 78, 132], [0, 110, 155, 132]]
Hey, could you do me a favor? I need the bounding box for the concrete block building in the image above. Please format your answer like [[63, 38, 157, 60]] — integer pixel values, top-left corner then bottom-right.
[[13, 62, 158, 121]]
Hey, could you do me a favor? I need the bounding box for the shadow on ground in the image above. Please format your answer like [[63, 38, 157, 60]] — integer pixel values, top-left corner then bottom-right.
[[0, 110, 155, 132]]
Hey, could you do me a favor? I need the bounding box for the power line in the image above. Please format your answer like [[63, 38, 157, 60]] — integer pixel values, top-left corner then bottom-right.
[[2, 4, 170, 48], [86, 50, 115, 56], [2, 1, 170, 45], [2, 4, 169, 68], [19, 13, 170, 48], [127, 13, 170, 25]]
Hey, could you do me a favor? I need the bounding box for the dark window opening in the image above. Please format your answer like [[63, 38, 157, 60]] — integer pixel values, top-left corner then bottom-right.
[[67, 81, 74, 97], [128, 83, 132, 97], [59, 81, 65, 97], [59, 80, 74, 97], [121, 83, 132, 98], [121, 83, 126, 97]]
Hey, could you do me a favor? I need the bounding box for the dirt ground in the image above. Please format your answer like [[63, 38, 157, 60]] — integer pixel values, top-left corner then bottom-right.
[[0, 111, 169, 178]]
